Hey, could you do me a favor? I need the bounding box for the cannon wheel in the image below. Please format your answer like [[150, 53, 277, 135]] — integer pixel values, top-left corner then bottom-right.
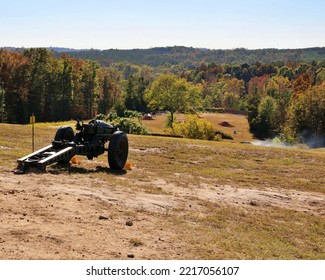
[[54, 126, 75, 163], [54, 126, 74, 142], [108, 131, 128, 170]]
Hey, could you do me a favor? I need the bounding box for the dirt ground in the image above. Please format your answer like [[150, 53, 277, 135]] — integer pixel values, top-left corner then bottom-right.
[[1, 159, 324, 260]]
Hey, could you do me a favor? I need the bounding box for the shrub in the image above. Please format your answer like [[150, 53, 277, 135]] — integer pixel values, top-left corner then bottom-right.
[[96, 111, 149, 135], [215, 130, 234, 140], [172, 115, 215, 140], [114, 117, 149, 134]]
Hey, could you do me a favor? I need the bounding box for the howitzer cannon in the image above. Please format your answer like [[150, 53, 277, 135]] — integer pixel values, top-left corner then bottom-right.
[[15, 119, 128, 174]]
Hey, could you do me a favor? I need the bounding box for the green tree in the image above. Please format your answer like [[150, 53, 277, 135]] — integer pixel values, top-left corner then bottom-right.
[[202, 81, 225, 108], [137, 77, 149, 112], [97, 67, 124, 116], [278, 66, 294, 80], [70, 59, 86, 119], [24, 48, 52, 121], [146, 73, 202, 127], [294, 63, 310, 76], [265, 76, 292, 131], [42, 57, 60, 121], [57, 58, 73, 120], [124, 75, 149, 112], [254, 96, 278, 138], [245, 75, 267, 132], [98, 75, 110, 114], [81, 60, 99, 118], [316, 68, 325, 85]]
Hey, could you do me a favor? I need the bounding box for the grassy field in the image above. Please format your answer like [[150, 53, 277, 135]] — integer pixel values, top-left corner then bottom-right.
[[0, 119, 325, 259], [142, 112, 254, 143]]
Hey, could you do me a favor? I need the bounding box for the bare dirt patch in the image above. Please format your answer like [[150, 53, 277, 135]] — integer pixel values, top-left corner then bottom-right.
[[1, 161, 324, 259], [0, 168, 182, 259]]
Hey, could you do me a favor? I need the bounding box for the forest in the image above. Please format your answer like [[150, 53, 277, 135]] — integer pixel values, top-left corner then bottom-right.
[[57, 46, 325, 67], [5, 46, 325, 67], [0, 47, 324, 146]]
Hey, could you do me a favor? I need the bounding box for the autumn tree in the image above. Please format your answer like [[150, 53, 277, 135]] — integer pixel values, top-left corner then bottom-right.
[[222, 78, 245, 109], [287, 82, 325, 147], [292, 73, 313, 96], [0, 50, 30, 123], [146, 73, 202, 127]]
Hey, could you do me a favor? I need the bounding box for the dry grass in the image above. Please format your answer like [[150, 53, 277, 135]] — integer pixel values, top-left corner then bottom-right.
[[127, 135, 325, 193], [142, 112, 254, 142], [0, 121, 325, 259]]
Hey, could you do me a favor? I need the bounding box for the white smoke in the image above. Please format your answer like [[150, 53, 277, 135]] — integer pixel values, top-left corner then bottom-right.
[[251, 130, 325, 149], [251, 137, 309, 149], [299, 130, 325, 148]]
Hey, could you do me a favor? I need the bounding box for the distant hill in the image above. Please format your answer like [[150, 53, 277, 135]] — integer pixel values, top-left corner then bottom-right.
[[48, 47, 80, 53], [55, 46, 325, 67], [3, 46, 325, 67], [2, 46, 79, 53]]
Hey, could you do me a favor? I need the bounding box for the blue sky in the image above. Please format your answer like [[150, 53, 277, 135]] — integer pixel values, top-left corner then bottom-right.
[[0, 0, 324, 49]]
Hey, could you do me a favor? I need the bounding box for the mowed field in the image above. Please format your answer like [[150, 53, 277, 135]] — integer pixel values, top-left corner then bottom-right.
[[142, 112, 254, 143], [0, 113, 324, 260]]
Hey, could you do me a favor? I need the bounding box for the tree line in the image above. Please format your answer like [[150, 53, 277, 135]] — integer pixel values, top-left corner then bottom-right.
[[5, 46, 325, 67], [0, 48, 122, 123], [56, 46, 325, 67], [183, 60, 325, 146], [0, 48, 324, 146]]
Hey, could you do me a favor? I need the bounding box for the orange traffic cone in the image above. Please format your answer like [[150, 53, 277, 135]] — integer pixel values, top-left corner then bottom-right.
[[71, 156, 78, 164], [123, 161, 132, 170]]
